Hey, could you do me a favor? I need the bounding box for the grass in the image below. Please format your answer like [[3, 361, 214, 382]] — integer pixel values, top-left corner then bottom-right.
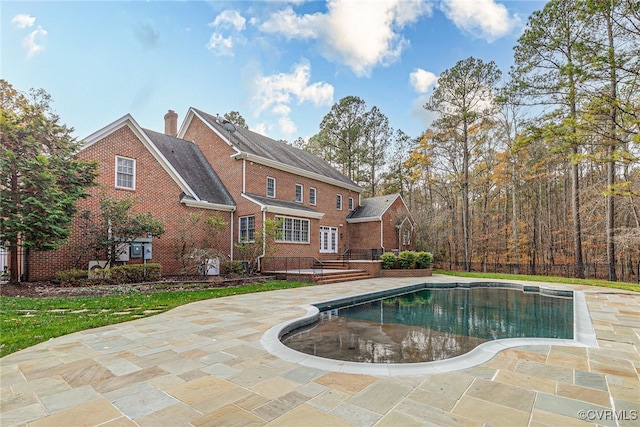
[[434, 270, 640, 292], [0, 280, 312, 358]]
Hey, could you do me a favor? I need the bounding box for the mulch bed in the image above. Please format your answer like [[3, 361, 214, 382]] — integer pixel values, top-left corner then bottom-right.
[[0, 275, 274, 298]]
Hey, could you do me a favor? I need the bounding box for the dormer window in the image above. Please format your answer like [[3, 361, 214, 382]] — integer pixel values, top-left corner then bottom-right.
[[116, 156, 135, 190], [295, 184, 303, 203], [267, 177, 276, 198]]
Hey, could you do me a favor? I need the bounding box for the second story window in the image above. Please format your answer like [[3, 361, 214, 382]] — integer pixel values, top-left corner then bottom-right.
[[116, 156, 135, 190], [267, 177, 276, 198], [309, 187, 317, 205], [295, 184, 303, 203], [348, 197, 354, 210], [336, 194, 343, 210]]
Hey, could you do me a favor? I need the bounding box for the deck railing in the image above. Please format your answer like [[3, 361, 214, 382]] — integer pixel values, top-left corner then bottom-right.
[[261, 257, 325, 277]]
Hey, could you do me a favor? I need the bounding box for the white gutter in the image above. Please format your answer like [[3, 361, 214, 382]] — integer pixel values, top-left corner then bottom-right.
[[181, 199, 235, 212]]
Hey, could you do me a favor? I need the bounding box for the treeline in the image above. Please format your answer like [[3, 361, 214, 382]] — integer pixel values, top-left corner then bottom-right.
[[304, 0, 639, 281]]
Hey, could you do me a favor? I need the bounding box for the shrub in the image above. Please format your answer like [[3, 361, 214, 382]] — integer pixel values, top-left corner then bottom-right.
[[380, 252, 397, 270], [398, 251, 417, 269], [109, 263, 162, 283], [415, 251, 434, 269], [222, 260, 246, 275], [55, 269, 88, 284]]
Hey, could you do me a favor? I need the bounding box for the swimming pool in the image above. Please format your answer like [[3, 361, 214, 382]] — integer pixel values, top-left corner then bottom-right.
[[261, 282, 598, 375], [281, 285, 574, 363]]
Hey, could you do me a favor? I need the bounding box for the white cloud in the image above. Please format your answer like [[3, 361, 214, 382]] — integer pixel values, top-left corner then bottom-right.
[[259, 0, 434, 77], [210, 10, 246, 31], [207, 9, 246, 56], [440, 0, 520, 42], [410, 68, 437, 93], [206, 33, 234, 56], [24, 26, 47, 58], [251, 61, 333, 136], [11, 14, 36, 28]]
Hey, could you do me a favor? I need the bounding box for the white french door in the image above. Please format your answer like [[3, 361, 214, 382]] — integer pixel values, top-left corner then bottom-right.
[[319, 226, 338, 254]]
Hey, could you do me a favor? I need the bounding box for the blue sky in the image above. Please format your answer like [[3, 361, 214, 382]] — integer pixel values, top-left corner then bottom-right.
[[2, 0, 547, 143]]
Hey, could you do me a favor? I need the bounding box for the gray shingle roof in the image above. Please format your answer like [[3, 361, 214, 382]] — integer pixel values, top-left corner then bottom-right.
[[347, 194, 401, 220], [243, 193, 320, 214], [192, 108, 358, 188], [144, 128, 235, 207]]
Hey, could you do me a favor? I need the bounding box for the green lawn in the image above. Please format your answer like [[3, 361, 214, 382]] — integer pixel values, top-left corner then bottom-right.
[[434, 270, 640, 292], [0, 280, 312, 358]]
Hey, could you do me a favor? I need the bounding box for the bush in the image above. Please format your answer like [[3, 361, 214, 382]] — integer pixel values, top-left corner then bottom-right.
[[222, 260, 246, 275], [398, 251, 417, 269], [380, 252, 397, 270], [415, 251, 433, 269], [55, 269, 88, 284], [109, 263, 162, 283]]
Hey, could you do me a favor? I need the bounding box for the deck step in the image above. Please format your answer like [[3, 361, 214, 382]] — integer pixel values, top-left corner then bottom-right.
[[313, 260, 348, 270], [313, 270, 371, 285]]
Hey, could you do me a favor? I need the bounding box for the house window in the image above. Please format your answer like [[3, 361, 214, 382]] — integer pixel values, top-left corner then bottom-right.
[[266, 177, 276, 198], [115, 156, 135, 190], [295, 184, 303, 203], [403, 229, 411, 246], [239, 216, 255, 242], [276, 216, 310, 243], [336, 194, 343, 210], [348, 197, 354, 210], [309, 187, 317, 205]]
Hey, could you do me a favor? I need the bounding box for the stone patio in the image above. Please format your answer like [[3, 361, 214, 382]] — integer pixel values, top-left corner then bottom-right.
[[1, 275, 639, 426]]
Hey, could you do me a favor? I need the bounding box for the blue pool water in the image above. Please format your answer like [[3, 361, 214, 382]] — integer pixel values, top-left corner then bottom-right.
[[281, 285, 574, 363]]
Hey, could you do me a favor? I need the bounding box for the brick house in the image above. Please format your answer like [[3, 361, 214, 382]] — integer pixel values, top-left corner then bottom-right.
[[22, 109, 414, 280]]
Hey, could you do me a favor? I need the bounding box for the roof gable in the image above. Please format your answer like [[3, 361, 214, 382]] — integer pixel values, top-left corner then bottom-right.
[[144, 129, 235, 207], [347, 193, 412, 223], [82, 114, 234, 210], [181, 108, 361, 192]]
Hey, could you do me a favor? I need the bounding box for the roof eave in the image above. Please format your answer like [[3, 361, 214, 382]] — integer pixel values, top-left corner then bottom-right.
[[242, 194, 325, 220], [181, 199, 236, 212]]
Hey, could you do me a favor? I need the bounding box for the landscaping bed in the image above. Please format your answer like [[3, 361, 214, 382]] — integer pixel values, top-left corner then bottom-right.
[[0, 275, 274, 298]]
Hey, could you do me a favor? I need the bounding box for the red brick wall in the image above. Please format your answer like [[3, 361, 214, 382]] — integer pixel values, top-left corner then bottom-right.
[[183, 115, 360, 259], [349, 221, 382, 250], [29, 124, 232, 280], [381, 197, 413, 252]]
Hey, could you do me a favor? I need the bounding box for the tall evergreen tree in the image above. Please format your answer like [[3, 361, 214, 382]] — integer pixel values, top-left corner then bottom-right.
[[0, 80, 98, 282], [424, 57, 502, 271]]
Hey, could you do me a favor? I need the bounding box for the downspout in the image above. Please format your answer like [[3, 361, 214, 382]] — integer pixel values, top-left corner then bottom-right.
[[257, 208, 267, 271], [242, 158, 246, 194], [380, 220, 385, 253], [230, 210, 234, 260]]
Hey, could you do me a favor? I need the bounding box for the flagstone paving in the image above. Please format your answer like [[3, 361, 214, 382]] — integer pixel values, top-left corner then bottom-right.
[[1, 275, 639, 426]]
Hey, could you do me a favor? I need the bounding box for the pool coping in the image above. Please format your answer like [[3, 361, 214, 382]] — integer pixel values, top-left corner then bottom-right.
[[260, 281, 599, 376]]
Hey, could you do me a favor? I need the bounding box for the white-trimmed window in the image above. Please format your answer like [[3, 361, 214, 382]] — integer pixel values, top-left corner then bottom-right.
[[348, 197, 354, 210], [239, 216, 255, 242], [336, 194, 343, 210], [403, 229, 411, 246], [309, 187, 317, 205], [295, 184, 303, 203], [115, 156, 135, 190], [276, 216, 310, 243], [266, 177, 276, 198]]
